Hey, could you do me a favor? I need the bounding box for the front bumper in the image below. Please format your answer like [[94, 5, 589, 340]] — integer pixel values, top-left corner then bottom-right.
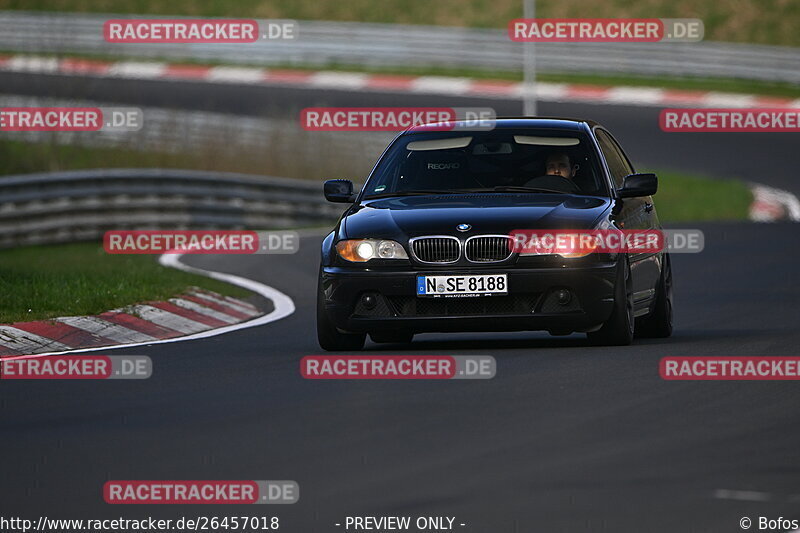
[[320, 262, 619, 334]]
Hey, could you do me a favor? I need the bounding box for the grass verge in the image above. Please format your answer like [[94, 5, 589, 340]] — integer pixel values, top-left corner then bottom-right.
[[648, 170, 752, 222], [0, 242, 253, 323], [0, 139, 202, 176]]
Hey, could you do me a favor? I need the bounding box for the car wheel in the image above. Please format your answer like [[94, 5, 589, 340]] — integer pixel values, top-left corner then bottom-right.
[[636, 253, 673, 338], [587, 257, 634, 346], [317, 275, 365, 351], [369, 331, 414, 344]]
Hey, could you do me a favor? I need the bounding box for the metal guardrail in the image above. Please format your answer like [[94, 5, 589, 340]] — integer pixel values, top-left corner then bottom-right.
[[0, 169, 344, 248], [0, 11, 799, 84]]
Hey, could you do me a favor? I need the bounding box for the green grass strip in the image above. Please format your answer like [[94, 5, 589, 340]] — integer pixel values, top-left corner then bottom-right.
[[649, 170, 752, 222], [0, 242, 253, 323]]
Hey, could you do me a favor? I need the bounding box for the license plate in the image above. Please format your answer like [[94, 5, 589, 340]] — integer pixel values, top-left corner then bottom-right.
[[416, 274, 508, 297]]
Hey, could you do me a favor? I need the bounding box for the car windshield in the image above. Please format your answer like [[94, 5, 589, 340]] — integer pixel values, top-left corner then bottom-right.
[[363, 129, 608, 199]]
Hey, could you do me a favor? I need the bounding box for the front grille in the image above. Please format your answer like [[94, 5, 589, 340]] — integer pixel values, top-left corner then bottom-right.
[[465, 235, 513, 263], [388, 294, 541, 317], [410, 237, 460, 264]]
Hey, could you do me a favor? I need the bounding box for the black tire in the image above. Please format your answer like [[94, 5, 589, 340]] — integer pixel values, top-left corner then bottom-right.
[[636, 253, 673, 338], [369, 331, 414, 344], [587, 257, 634, 346], [317, 276, 365, 351]]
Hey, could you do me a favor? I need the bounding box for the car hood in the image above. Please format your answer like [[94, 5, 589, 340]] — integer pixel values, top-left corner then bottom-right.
[[343, 194, 611, 239]]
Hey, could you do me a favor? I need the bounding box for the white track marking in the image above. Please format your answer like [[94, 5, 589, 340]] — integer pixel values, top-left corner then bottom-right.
[[310, 71, 369, 89], [213, 292, 258, 310], [107, 61, 167, 78], [532, 82, 569, 100], [168, 297, 240, 324], [186, 290, 260, 316], [57, 316, 157, 343], [749, 183, 800, 222], [411, 76, 472, 95], [125, 304, 211, 334], [6, 55, 59, 73], [0, 326, 71, 353], [207, 66, 265, 83], [702, 92, 756, 108], [2, 253, 296, 359], [606, 87, 666, 105]]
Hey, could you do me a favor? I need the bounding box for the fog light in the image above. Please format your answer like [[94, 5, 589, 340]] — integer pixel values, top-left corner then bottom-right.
[[556, 289, 572, 305], [361, 293, 377, 310]]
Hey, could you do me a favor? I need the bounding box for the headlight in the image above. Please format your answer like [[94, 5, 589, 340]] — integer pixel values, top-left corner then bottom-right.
[[517, 221, 618, 259], [336, 239, 408, 262], [517, 230, 595, 259], [553, 219, 620, 259], [592, 217, 619, 260], [557, 239, 596, 259]]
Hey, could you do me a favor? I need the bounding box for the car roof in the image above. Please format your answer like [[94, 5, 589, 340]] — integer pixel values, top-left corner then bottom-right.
[[404, 117, 601, 134]]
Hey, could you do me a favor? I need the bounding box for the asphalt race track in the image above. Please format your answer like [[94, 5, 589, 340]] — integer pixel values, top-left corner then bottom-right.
[[2, 72, 800, 532], [3, 223, 800, 531]]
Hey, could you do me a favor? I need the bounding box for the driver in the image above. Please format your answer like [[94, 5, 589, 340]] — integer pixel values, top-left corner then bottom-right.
[[544, 152, 579, 179], [521, 151, 582, 193]]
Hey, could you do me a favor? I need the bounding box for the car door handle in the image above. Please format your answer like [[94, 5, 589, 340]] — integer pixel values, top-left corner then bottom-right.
[[644, 202, 653, 213]]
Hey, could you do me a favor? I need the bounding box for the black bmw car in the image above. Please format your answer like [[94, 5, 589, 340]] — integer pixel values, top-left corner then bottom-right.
[[317, 118, 673, 350]]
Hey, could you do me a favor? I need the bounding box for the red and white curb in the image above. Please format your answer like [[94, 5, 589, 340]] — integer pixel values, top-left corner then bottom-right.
[[2, 53, 800, 109], [0, 253, 296, 358], [0, 288, 258, 356], [749, 184, 800, 222]]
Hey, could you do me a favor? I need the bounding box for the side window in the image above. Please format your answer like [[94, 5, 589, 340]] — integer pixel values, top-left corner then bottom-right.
[[595, 130, 634, 188]]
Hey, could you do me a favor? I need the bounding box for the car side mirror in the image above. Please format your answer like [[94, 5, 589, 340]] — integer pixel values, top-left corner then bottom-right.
[[324, 179, 355, 203], [618, 173, 657, 198]]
